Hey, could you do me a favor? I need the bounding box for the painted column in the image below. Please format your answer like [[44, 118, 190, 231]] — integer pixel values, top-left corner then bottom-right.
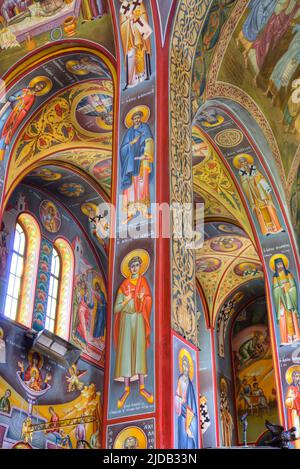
[[104, 0, 158, 449], [32, 238, 53, 332]]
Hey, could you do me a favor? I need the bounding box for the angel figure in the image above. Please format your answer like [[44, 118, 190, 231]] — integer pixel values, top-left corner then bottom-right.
[[66, 364, 87, 393]]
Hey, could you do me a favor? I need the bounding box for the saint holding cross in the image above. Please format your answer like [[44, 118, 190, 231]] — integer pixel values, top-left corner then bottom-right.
[[119, 0, 152, 89]]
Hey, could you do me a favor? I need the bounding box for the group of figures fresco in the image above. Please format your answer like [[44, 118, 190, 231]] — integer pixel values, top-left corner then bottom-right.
[[0, 320, 103, 449], [232, 299, 279, 444]]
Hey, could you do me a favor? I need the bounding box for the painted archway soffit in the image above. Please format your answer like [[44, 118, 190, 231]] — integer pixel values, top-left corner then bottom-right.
[[196, 231, 263, 324], [191, 0, 300, 198], [1, 47, 115, 201], [192, 125, 254, 240]]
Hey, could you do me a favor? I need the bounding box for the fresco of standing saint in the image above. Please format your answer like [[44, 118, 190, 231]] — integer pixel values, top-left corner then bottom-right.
[[120, 106, 154, 224], [0, 76, 52, 160], [285, 365, 300, 449], [174, 348, 199, 449], [119, 0, 152, 89], [233, 154, 284, 236], [270, 254, 300, 346], [113, 249, 153, 409]]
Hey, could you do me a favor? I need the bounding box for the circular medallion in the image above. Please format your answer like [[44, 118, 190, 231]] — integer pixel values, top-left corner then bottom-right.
[[210, 236, 243, 253], [234, 262, 263, 277], [39, 200, 61, 233], [113, 427, 147, 449], [215, 129, 243, 148], [58, 183, 85, 198], [196, 257, 222, 273]]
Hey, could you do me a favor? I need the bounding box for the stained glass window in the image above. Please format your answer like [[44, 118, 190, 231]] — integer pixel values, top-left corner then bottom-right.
[[4, 223, 26, 320]]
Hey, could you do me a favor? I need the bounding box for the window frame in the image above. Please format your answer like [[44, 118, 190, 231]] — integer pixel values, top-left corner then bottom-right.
[[4, 220, 27, 322]]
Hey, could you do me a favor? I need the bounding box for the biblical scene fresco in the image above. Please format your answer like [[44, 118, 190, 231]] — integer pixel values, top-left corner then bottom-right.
[[232, 298, 279, 445], [217, 0, 300, 178], [0, 0, 114, 71], [191, 0, 300, 242], [1, 184, 107, 367], [195, 221, 264, 324], [0, 317, 103, 449], [106, 418, 155, 449], [191, 0, 238, 114], [173, 334, 199, 449]]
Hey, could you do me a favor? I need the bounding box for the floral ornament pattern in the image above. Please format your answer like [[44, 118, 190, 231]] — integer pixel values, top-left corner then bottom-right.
[[170, 0, 211, 347], [58, 183, 85, 198]]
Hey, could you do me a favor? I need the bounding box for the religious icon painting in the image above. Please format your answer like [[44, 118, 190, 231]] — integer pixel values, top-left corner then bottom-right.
[[108, 244, 155, 419], [58, 183, 85, 198], [172, 334, 200, 449], [269, 254, 300, 346], [285, 365, 300, 449], [232, 154, 284, 237], [196, 257, 222, 273], [106, 418, 155, 449], [119, 105, 154, 226], [234, 261, 263, 278], [39, 200, 61, 233], [74, 91, 113, 135], [119, 0, 152, 90], [210, 236, 243, 253]]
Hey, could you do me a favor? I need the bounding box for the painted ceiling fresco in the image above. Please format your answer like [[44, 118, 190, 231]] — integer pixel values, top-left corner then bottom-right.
[[46, 148, 112, 197], [23, 164, 110, 261], [191, 0, 300, 238], [0, 49, 113, 204], [192, 125, 254, 240], [0, 0, 115, 72], [196, 221, 264, 324]]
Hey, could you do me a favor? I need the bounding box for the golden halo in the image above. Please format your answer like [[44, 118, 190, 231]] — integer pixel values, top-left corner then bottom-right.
[[125, 105, 150, 128], [202, 115, 224, 127], [96, 116, 113, 131], [81, 202, 97, 217], [286, 365, 300, 385], [220, 377, 228, 393], [34, 170, 62, 181], [233, 153, 254, 169], [178, 348, 194, 381], [29, 76, 52, 96], [269, 254, 289, 272], [0, 327, 3, 339], [113, 426, 147, 449], [121, 249, 150, 278], [66, 60, 89, 75]]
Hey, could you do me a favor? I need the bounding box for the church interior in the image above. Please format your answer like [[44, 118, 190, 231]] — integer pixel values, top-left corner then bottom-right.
[[0, 0, 299, 450]]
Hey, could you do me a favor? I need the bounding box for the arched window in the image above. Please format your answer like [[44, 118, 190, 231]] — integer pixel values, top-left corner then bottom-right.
[[4, 222, 25, 320], [4, 213, 40, 326], [45, 247, 60, 333], [46, 238, 74, 339]]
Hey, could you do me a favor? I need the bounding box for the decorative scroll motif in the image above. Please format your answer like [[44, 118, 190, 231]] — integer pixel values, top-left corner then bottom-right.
[[8, 81, 113, 191], [170, 0, 212, 346], [32, 238, 52, 331]]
